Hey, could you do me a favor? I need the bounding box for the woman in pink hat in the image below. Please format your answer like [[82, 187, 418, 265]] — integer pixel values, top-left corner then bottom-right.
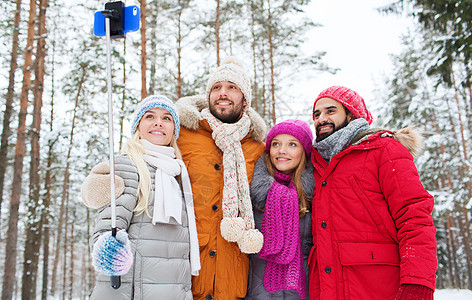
[[245, 119, 314, 299]]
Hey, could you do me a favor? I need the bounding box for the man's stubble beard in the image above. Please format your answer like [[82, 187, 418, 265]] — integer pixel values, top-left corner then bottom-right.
[[315, 117, 349, 143], [209, 98, 245, 124]]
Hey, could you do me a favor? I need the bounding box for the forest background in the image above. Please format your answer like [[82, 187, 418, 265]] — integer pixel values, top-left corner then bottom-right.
[[0, 0, 471, 299]]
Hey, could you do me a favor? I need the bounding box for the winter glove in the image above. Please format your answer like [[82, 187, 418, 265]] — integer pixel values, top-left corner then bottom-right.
[[395, 284, 434, 300], [81, 162, 125, 209], [92, 230, 133, 276]]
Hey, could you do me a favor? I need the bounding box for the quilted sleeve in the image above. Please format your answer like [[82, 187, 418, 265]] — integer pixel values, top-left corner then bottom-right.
[[377, 138, 437, 290], [92, 156, 139, 244]]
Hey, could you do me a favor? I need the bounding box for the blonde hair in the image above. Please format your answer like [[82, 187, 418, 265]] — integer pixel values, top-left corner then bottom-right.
[[122, 132, 182, 216], [264, 152, 311, 217]]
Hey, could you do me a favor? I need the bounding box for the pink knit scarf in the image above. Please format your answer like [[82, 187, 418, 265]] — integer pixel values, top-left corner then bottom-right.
[[258, 171, 306, 299]]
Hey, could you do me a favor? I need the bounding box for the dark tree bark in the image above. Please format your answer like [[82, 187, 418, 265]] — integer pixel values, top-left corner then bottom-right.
[[22, 0, 49, 298], [176, 6, 183, 99], [266, 0, 276, 125], [2, 0, 37, 298], [41, 37, 57, 300], [140, 0, 148, 99], [215, 0, 220, 66], [0, 0, 22, 219]]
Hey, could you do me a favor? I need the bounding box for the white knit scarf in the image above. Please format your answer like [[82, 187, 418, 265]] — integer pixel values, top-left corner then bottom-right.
[[140, 139, 201, 276], [201, 108, 263, 254]]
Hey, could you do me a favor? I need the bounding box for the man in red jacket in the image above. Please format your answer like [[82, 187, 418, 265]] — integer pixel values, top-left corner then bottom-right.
[[309, 86, 437, 300]]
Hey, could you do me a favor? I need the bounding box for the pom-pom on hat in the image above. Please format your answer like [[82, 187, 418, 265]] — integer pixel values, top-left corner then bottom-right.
[[131, 95, 180, 139], [313, 86, 373, 125], [206, 56, 252, 106], [266, 119, 314, 158]]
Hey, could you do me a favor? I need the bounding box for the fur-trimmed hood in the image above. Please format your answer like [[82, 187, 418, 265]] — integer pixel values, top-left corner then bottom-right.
[[388, 126, 424, 157], [352, 125, 424, 157], [250, 154, 315, 211], [175, 95, 267, 143]]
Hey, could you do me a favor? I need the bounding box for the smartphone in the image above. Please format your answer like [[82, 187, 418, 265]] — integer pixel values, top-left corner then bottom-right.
[[93, 4, 140, 37]]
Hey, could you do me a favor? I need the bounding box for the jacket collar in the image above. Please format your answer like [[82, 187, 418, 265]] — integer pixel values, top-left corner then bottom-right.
[[311, 125, 424, 175], [175, 95, 267, 142]]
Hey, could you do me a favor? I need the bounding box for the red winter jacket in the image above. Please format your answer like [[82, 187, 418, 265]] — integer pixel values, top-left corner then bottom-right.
[[309, 130, 437, 300]]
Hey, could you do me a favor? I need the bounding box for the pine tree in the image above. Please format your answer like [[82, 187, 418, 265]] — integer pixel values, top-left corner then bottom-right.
[[22, 0, 49, 298], [2, 0, 37, 298], [0, 0, 22, 219]]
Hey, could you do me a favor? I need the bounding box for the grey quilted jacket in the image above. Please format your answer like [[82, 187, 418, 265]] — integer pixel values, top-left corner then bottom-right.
[[90, 155, 193, 300], [245, 154, 314, 299]]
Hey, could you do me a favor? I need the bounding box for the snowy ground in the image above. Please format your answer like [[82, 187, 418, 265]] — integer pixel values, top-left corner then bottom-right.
[[49, 289, 472, 299], [435, 289, 472, 299]]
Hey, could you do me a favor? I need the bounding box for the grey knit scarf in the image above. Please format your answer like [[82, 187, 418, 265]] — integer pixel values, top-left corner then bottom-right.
[[314, 118, 370, 162]]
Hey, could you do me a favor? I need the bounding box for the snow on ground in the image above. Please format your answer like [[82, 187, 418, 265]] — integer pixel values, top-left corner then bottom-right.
[[435, 289, 472, 299], [52, 289, 472, 299]]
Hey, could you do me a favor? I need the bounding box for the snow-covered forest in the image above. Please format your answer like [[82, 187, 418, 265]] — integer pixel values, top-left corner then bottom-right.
[[0, 0, 470, 299]]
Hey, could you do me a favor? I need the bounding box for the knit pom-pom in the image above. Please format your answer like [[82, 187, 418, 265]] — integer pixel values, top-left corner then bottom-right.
[[92, 230, 133, 276], [238, 229, 264, 254], [220, 217, 245, 242], [221, 56, 244, 68]]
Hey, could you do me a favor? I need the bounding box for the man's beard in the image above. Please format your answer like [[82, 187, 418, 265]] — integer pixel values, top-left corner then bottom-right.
[[315, 117, 349, 142], [209, 98, 244, 123]]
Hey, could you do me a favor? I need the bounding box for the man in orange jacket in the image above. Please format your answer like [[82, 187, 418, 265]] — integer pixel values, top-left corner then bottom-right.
[[176, 57, 267, 300]]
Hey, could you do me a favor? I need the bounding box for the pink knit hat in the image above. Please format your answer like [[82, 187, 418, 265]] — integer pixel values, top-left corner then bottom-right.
[[265, 119, 313, 158], [312, 86, 373, 125]]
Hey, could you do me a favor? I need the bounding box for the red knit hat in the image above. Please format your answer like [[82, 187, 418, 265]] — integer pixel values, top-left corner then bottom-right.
[[312, 86, 373, 125]]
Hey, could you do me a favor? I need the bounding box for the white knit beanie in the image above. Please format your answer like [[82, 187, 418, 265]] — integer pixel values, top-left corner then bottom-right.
[[205, 56, 252, 106]]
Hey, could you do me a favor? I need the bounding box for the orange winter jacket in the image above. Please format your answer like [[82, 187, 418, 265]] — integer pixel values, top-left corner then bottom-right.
[[176, 95, 267, 300]]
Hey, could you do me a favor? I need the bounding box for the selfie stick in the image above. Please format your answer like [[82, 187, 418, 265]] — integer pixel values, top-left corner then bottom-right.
[[94, 1, 139, 289], [103, 14, 121, 289]]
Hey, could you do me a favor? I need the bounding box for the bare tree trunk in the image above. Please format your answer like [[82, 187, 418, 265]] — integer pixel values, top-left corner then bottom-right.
[[81, 249, 87, 300], [259, 0, 267, 119], [463, 65, 472, 129], [432, 111, 454, 187], [50, 67, 85, 297], [0, 0, 22, 219], [250, 1, 258, 111], [266, 0, 275, 125], [176, 8, 183, 99], [451, 70, 472, 195], [22, 0, 48, 298], [456, 212, 472, 288], [443, 219, 454, 288], [68, 218, 75, 300], [86, 209, 94, 294], [447, 215, 461, 288], [41, 38, 57, 300], [62, 219, 68, 300], [261, 47, 267, 119], [450, 75, 472, 282], [1, 1, 37, 299], [140, 0, 148, 99], [41, 145, 54, 300], [148, 3, 158, 96], [215, 0, 220, 66]]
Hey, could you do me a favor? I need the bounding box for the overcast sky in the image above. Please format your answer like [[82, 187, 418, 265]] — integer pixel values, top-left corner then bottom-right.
[[302, 0, 413, 110]]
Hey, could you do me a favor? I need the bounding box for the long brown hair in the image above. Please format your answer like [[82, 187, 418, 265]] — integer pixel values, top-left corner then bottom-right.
[[264, 152, 311, 217]]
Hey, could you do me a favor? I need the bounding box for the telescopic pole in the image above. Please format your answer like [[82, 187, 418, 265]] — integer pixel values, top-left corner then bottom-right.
[[104, 15, 121, 290]]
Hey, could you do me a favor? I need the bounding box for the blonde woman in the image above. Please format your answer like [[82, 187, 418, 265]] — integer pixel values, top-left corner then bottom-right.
[[82, 95, 200, 300]]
